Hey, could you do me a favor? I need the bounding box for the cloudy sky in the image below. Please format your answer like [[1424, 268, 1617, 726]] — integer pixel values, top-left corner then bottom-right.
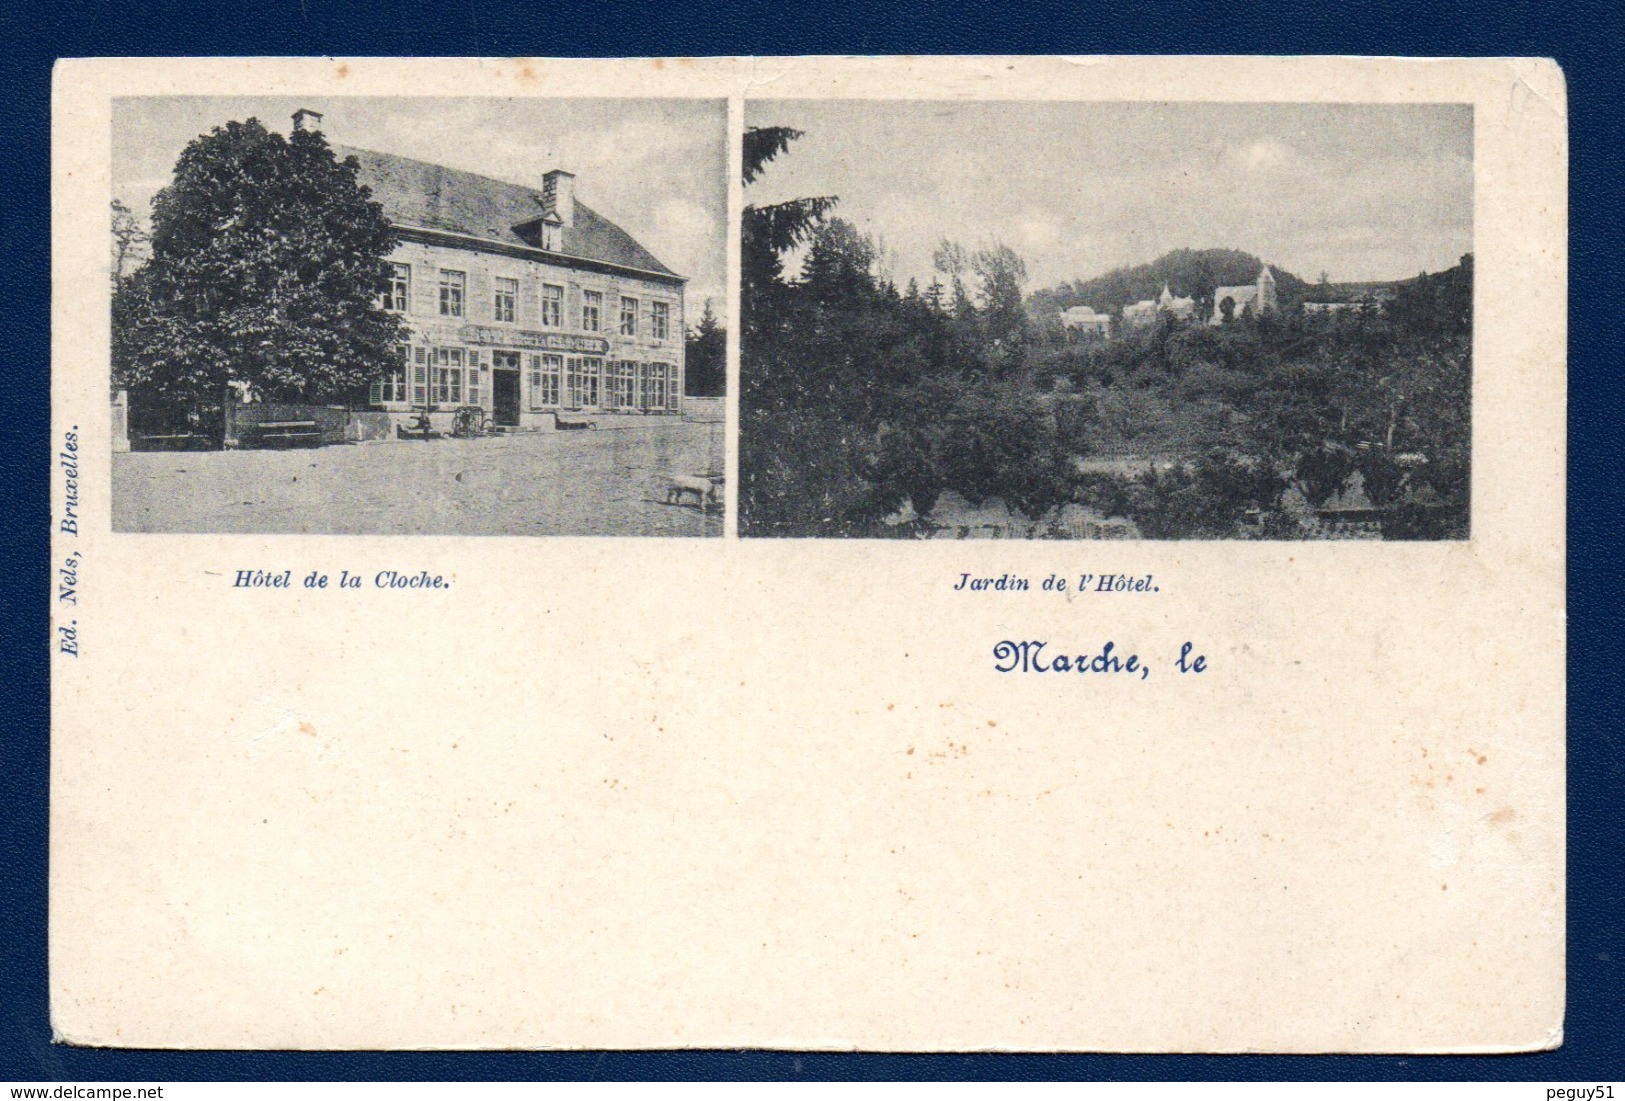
[[112, 96, 729, 312], [746, 101, 1472, 289]]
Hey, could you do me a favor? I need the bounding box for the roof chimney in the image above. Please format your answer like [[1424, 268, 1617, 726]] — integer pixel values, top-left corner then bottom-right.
[[292, 108, 324, 135], [542, 169, 575, 228]]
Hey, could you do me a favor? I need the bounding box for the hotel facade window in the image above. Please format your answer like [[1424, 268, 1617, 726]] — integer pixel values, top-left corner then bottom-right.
[[566, 356, 602, 409], [433, 347, 465, 404], [326, 120, 685, 431], [370, 345, 410, 404], [528, 353, 562, 408], [565, 358, 581, 408], [541, 283, 563, 327], [654, 362, 677, 411], [643, 362, 667, 412], [438, 269, 465, 318], [610, 360, 636, 409], [383, 262, 411, 312], [586, 359, 602, 407], [494, 277, 517, 323], [411, 346, 429, 405]]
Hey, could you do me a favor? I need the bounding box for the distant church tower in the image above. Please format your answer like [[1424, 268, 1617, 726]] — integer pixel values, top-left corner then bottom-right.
[[1208, 264, 1280, 324], [1257, 266, 1278, 315]]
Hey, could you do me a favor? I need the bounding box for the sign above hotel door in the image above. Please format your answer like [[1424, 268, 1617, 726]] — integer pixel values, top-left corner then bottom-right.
[[459, 326, 611, 355]]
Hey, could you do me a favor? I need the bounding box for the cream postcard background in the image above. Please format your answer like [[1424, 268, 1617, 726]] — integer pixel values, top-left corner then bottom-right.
[[51, 56, 1565, 1051]]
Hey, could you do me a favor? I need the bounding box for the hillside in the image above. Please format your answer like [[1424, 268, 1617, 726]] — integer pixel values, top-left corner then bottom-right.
[[1030, 248, 1312, 318]]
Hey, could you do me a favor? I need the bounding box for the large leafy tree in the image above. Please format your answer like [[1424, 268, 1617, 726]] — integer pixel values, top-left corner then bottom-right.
[[971, 243, 1029, 365], [113, 118, 405, 429]]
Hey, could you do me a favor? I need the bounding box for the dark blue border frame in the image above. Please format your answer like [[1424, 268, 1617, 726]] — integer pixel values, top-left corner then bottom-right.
[[5, 0, 1620, 1082]]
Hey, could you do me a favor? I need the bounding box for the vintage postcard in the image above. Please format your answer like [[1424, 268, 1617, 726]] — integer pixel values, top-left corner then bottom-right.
[[51, 56, 1565, 1051]]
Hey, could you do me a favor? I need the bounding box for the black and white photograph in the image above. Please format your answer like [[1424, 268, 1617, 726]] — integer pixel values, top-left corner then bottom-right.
[[110, 96, 727, 536], [740, 101, 1473, 539]]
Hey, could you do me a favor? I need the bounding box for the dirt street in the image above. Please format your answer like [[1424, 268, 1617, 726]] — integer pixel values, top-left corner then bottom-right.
[[113, 422, 725, 537]]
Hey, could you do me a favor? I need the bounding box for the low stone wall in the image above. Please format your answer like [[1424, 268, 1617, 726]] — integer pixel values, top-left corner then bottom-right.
[[347, 411, 394, 442], [682, 396, 725, 422], [235, 403, 684, 444], [580, 412, 693, 430], [376, 408, 691, 437]]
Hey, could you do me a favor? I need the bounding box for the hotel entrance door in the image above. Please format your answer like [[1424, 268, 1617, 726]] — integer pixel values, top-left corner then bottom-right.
[[492, 352, 521, 427]]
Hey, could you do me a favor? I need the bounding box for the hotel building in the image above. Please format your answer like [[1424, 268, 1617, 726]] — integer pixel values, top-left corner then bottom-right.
[[295, 109, 687, 432]]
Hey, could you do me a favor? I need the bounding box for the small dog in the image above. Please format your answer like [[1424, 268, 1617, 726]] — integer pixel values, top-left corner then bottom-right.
[[667, 475, 722, 510]]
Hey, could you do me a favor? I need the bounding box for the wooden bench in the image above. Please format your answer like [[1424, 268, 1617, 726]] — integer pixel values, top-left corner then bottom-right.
[[250, 420, 322, 447]]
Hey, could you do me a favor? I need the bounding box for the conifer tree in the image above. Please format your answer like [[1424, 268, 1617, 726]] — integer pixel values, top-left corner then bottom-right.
[[683, 299, 727, 397]]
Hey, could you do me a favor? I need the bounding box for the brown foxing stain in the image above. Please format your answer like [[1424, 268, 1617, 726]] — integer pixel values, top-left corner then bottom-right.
[[298, 721, 317, 736], [1488, 807, 1517, 826], [519, 64, 537, 82], [986, 719, 997, 728], [652, 58, 665, 70]]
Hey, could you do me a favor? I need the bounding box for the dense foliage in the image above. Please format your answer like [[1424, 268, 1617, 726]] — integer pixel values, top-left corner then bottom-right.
[[683, 300, 727, 397], [739, 128, 1472, 540], [112, 118, 406, 440]]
